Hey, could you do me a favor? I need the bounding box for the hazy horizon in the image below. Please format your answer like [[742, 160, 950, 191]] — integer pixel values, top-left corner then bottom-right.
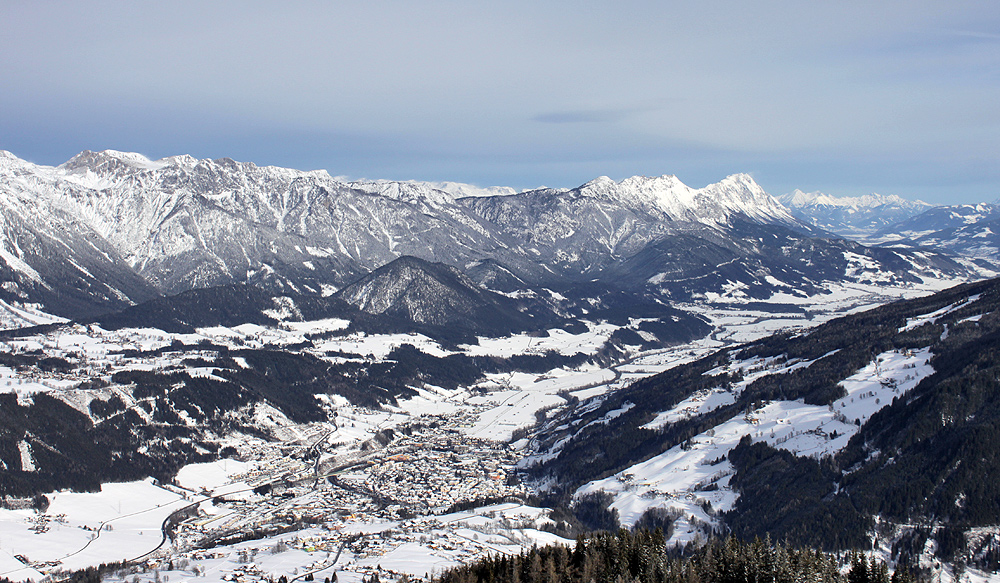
[[2, 1, 998, 204]]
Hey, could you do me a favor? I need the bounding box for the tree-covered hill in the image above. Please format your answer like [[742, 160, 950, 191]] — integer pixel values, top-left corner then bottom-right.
[[526, 276, 1000, 563]]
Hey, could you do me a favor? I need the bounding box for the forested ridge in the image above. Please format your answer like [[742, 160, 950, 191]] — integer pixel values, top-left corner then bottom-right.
[[527, 276, 1000, 560]]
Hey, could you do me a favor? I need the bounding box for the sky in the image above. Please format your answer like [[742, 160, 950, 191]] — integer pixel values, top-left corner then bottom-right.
[[1, 1, 998, 203]]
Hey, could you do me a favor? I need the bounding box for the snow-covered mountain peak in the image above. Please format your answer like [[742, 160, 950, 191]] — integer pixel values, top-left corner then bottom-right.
[[60, 150, 168, 175], [159, 154, 199, 169], [426, 181, 518, 199], [578, 174, 694, 210], [568, 172, 796, 227], [0, 150, 33, 173], [713, 173, 769, 199], [777, 189, 936, 239], [349, 179, 457, 207], [779, 189, 929, 210], [579, 173, 685, 191], [580, 175, 616, 188], [706, 173, 766, 198], [699, 174, 799, 225], [781, 189, 829, 208], [101, 149, 164, 168], [619, 174, 687, 192], [719, 172, 758, 187], [860, 193, 917, 207]]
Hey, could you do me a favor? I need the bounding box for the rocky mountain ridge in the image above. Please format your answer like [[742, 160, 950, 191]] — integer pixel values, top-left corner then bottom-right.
[[0, 149, 985, 324]]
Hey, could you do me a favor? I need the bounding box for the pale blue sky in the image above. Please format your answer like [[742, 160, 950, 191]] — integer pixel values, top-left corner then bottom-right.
[[2, 1, 998, 203]]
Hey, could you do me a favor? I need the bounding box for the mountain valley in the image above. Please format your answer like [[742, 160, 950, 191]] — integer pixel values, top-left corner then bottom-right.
[[0, 150, 998, 583]]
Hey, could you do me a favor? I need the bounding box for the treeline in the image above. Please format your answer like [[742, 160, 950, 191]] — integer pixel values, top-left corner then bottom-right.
[[58, 561, 127, 583], [540, 491, 624, 538], [111, 342, 596, 423], [546, 282, 713, 344], [435, 531, 914, 583]]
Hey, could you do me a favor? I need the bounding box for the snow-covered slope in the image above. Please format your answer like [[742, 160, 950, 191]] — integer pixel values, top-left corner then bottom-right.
[[526, 276, 1000, 555], [54, 150, 524, 295], [778, 189, 934, 239], [0, 151, 160, 317], [877, 203, 1000, 239]]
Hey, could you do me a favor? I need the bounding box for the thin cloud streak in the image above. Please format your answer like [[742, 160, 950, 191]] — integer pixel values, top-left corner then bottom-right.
[[534, 110, 631, 124]]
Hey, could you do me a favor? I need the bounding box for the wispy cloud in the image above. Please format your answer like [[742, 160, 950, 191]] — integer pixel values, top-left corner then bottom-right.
[[533, 109, 629, 124], [942, 29, 1000, 41], [533, 101, 673, 125]]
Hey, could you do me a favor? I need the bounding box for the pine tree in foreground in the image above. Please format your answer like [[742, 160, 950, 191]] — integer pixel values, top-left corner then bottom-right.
[[434, 531, 917, 583]]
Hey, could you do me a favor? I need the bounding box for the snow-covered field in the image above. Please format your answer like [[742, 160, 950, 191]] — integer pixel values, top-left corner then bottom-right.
[[0, 479, 190, 581], [459, 323, 619, 358], [0, 299, 67, 330], [464, 366, 617, 442]]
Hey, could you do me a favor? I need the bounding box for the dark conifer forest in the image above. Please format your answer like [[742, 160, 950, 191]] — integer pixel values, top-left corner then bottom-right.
[[434, 532, 914, 583]]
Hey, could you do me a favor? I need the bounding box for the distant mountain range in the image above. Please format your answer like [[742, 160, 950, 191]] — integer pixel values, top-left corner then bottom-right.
[[778, 190, 1000, 268], [873, 203, 1000, 262], [776, 190, 934, 239], [0, 150, 982, 326]]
